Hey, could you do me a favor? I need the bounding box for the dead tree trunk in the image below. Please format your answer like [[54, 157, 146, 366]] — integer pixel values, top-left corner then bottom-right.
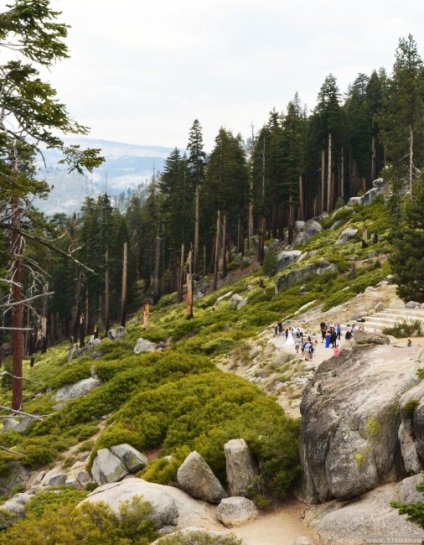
[[326, 132, 332, 213], [120, 242, 128, 327], [142, 301, 150, 330], [213, 210, 221, 291], [11, 195, 23, 411], [186, 248, 194, 320]]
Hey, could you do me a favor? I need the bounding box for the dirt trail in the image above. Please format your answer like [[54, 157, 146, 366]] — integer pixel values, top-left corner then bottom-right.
[[219, 500, 314, 545]]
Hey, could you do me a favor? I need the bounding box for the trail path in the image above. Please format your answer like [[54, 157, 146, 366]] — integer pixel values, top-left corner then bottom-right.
[[215, 282, 404, 544]]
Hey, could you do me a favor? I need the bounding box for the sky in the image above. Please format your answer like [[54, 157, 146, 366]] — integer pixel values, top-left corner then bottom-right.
[[41, 0, 424, 152]]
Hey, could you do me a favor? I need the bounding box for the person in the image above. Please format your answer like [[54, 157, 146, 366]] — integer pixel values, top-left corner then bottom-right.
[[295, 337, 301, 353], [345, 325, 352, 341], [273, 321, 278, 336], [320, 322, 326, 342], [336, 324, 341, 340], [333, 346, 340, 356], [285, 327, 295, 346], [325, 329, 331, 348], [278, 321, 283, 336], [407, 338, 412, 347]]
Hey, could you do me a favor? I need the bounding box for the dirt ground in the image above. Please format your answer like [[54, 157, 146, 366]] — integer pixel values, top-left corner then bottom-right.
[[219, 500, 315, 544]]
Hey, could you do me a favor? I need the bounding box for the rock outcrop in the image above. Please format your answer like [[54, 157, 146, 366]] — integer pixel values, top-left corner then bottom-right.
[[81, 478, 216, 530], [305, 475, 424, 545], [53, 376, 101, 402], [216, 496, 258, 528], [276, 260, 338, 294], [177, 451, 227, 504], [224, 439, 258, 497], [91, 444, 147, 485], [298, 340, 424, 503]]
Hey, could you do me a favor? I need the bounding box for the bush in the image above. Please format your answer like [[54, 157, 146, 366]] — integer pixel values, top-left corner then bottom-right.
[[155, 530, 242, 545], [0, 495, 156, 545]]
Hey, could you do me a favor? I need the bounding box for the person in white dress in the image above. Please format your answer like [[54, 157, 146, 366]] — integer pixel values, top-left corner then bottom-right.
[[285, 327, 295, 346]]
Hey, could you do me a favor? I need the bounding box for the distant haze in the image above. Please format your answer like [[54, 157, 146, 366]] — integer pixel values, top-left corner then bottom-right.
[[35, 139, 171, 215]]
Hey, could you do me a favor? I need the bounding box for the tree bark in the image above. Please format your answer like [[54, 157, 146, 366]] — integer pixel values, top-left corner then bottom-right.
[[11, 196, 23, 411], [326, 132, 332, 212], [321, 148, 325, 214], [186, 248, 194, 320], [177, 242, 185, 303], [222, 212, 227, 278], [142, 301, 150, 330], [104, 248, 110, 334], [299, 175, 304, 221], [153, 236, 161, 302], [194, 183, 199, 275], [120, 241, 128, 327], [213, 210, 221, 291]]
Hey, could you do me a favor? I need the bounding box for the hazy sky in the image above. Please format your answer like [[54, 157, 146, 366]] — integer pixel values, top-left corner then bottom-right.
[[45, 0, 424, 152]]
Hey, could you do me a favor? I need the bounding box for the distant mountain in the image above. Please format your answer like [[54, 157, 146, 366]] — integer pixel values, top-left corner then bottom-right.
[[34, 138, 172, 215]]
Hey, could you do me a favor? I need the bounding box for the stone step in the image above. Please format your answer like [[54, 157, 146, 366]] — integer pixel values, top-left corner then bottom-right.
[[379, 308, 424, 318]]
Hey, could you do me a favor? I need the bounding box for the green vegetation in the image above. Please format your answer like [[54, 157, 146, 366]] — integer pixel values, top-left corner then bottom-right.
[[383, 319, 423, 338], [0, 493, 156, 545], [391, 479, 424, 530], [153, 531, 242, 545]]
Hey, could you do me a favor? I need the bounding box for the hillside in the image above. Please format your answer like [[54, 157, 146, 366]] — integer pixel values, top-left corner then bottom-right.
[[1, 193, 423, 544]]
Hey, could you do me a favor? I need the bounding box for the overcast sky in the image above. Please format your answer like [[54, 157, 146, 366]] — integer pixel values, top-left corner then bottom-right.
[[45, 0, 424, 152]]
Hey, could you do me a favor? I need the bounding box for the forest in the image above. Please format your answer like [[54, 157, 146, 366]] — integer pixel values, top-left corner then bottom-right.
[[1, 3, 424, 409]]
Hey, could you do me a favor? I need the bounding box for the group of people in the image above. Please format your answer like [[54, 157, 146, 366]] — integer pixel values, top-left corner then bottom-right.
[[272, 319, 361, 361]]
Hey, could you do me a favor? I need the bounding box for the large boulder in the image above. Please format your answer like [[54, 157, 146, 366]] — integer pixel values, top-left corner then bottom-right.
[[108, 326, 127, 341], [293, 220, 322, 245], [53, 377, 101, 402], [216, 496, 258, 528], [224, 439, 258, 497], [134, 338, 157, 354], [276, 260, 338, 294], [110, 443, 148, 472], [305, 477, 424, 545], [297, 342, 424, 503], [335, 227, 358, 245], [0, 462, 29, 496], [276, 250, 302, 272], [177, 451, 227, 504], [81, 478, 216, 531], [353, 330, 390, 345], [0, 492, 32, 529], [91, 448, 129, 485]]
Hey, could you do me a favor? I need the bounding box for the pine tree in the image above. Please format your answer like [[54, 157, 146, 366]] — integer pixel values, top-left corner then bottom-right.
[[0, 0, 103, 409], [187, 119, 206, 275], [380, 35, 424, 193], [389, 172, 424, 302]]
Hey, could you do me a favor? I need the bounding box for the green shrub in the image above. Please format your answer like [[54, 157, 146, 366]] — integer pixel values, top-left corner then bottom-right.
[[402, 399, 420, 419], [155, 530, 242, 545], [0, 495, 156, 545]]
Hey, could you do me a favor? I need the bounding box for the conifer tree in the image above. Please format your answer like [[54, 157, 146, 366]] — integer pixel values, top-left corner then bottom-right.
[[389, 172, 424, 302], [0, 0, 103, 410]]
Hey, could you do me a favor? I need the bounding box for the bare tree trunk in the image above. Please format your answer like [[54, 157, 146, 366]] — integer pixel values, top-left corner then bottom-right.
[[321, 149, 325, 214], [222, 212, 227, 278], [194, 184, 199, 275], [153, 236, 161, 303], [409, 124, 414, 195], [11, 196, 23, 411], [213, 210, 221, 291], [79, 314, 85, 348], [371, 120, 376, 181], [258, 215, 266, 264], [299, 175, 304, 221], [203, 245, 207, 277], [177, 243, 185, 303], [120, 242, 128, 327], [247, 199, 253, 251], [104, 248, 110, 334], [340, 147, 344, 201], [186, 248, 194, 320], [288, 195, 294, 245], [142, 301, 150, 330], [326, 133, 332, 213]]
